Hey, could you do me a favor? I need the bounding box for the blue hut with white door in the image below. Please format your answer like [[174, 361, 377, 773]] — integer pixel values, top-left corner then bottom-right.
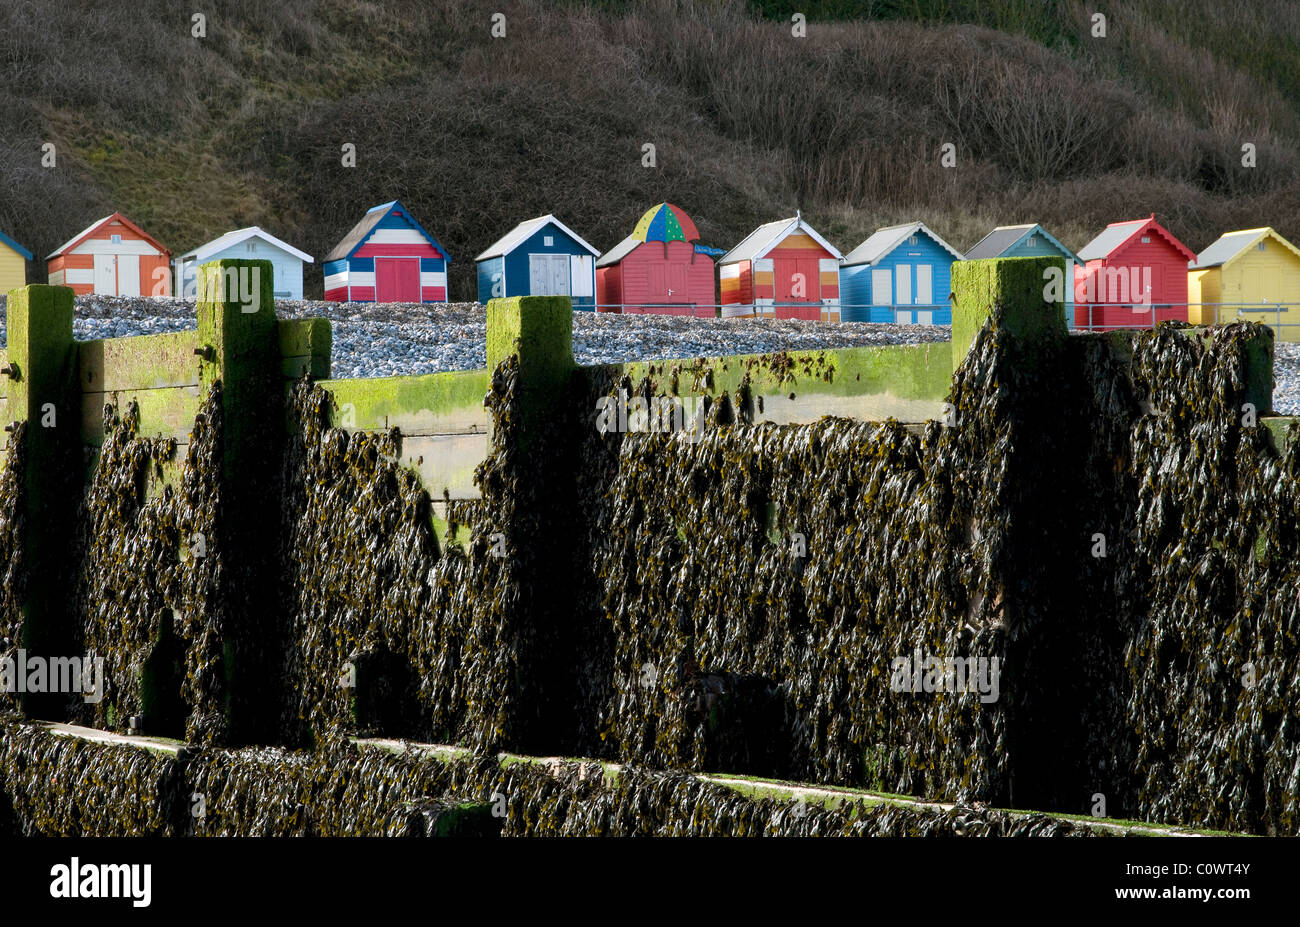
[[840, 222, 962, 324], [475, 214, 600, 309], [963, 223, 1078, 328]]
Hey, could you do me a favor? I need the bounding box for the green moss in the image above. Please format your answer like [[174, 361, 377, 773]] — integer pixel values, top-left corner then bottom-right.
[[318, 368, 489, 432], [951, 256, 1067, 370]]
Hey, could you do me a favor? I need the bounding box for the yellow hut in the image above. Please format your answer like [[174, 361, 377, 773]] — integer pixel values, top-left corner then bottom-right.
[[1188, 227, 1300, 341], [0, 229, 32, 294]]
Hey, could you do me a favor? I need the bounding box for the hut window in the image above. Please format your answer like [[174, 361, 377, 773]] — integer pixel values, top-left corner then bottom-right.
[[1258, 241, 1267, 251], [247, 242, 257, 252], [111, 234, 122, 244], [544, 235, 554, 246], [908, 235, 918, 245], [1141, 236, 1151, 243], [1027, 236, 1038, 247]]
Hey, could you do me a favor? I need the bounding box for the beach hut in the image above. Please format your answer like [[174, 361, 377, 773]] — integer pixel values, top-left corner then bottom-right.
[[323, 201, 449, 303], [47, 213, 171, 297], [1073, 215, 1194, 330], [963, 223, 1079, 328], [0, 229, 32, 293], [839, 222, 962, 324], [595, 203, 716, 315], [1188, 227, 1300, 341], [475, 214, 599, 309], [718, 214, 842, 321], [174, 226, 313, 300]]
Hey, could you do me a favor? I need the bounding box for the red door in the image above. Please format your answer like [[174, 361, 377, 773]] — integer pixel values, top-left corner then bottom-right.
[[376, 258, 421, 302], [774, 256, 821, 319]]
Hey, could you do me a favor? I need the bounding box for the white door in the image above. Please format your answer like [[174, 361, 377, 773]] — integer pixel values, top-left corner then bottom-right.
[[895, 265, 912, 305], [550, 254, 569, 295], [94, 254, 117, 294], [570, 255, 593, 297], [871, 268, 892, 305], [529, 254, 569, 295], [116, 254, 140, 296], [916, 264, 932, 305]]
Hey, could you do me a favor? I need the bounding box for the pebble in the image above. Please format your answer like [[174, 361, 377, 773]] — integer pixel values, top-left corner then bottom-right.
[[0, 295, 1295, 415]]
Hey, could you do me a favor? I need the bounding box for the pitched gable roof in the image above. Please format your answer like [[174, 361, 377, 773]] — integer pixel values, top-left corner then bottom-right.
[[180, 226, 313, 264], [963, 224, 1036, 260], [842, 221, 962, 266], [963, 223, 1079, 264], [596, 233, 643, 268], [1190, 227, 1300, 270], [0, 229, 32, 261], [325, 200, 449, 263], [475, 214, 599, 262], [1078, 215, 1194, 263], [48, 212, 168, 259], [719, 215, 842, 264]]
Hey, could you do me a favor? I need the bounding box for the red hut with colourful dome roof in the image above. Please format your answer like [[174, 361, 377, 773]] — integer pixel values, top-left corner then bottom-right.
[[595, 203, 718, 315]]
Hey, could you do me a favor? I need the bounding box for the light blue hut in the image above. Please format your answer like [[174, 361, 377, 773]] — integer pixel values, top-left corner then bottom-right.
[[963, 223, 1079, 328], [474, 214, 599, 309], [175, 226, 313, 299], [840, 222, 962, 324]]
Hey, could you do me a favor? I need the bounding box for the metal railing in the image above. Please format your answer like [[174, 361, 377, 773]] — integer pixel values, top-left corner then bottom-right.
[[1072, 303, 1295, 333], [586, 302, 1300, 334], [591, 303, 954, 323]]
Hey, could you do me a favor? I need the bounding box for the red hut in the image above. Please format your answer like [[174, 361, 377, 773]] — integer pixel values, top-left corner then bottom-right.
[[595, 203, 716, 315], [1073, 214, 1195, 330]]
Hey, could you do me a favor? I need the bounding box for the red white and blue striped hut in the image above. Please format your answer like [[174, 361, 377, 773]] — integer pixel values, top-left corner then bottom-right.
[[323, 200, 449, 303]]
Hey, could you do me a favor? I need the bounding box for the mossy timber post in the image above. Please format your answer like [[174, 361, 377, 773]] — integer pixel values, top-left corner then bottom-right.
[[4, 285, 80, 717], [485, 295, 576, 453], [193, 259, 284, 744]]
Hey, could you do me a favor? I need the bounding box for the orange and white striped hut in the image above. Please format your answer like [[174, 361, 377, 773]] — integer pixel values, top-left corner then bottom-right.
[[718, 213, 842, 320], [47, 212, 171, 297]]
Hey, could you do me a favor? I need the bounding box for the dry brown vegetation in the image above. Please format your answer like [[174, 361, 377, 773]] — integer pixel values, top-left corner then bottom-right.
[[0, 0, 1297, 299]]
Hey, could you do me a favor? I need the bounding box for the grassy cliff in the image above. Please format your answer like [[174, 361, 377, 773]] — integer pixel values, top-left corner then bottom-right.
[[0, 0, 1296, 299]]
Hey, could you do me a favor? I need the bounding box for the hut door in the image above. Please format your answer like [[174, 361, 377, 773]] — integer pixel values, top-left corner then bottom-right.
[[667, 264, 688, 301], [94, 254, 117, 295], [117, 254, 140, 297], [529, 254, 569, 295], [774, 258, 818, 302], [915, 265, 932, 306], [376, 258, 420, 301]]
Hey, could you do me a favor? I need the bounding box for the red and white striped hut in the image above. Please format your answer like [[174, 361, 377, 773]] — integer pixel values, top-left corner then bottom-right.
[[47, 212, 171, 296]]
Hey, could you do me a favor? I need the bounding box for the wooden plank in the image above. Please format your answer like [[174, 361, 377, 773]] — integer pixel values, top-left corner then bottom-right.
[[397, 432, 487, 499], [81, 385, 203, 446], [315, 369, 490, 436], [79, 331, 199, 393]]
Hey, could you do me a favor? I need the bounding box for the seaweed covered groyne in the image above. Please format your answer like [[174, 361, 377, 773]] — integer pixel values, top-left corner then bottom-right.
[[0, 257, 1297, 835]]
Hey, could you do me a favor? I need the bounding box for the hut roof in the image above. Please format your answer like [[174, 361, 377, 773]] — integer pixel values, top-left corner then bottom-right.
[[1190, 227, 1300, 270], [475, 214, 599, 262], [720, 216, 842, 264], [842, 222, 961, 266], [180, 226, 313, 264]]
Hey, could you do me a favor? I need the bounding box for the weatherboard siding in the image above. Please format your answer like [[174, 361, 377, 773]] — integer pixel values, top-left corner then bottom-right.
[[1074, 236, 1190, 329], [842, 237, 955, 325], [479, 222, 596, 309], [602, 240, 714, 313], [178, 239, 306, 299]]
